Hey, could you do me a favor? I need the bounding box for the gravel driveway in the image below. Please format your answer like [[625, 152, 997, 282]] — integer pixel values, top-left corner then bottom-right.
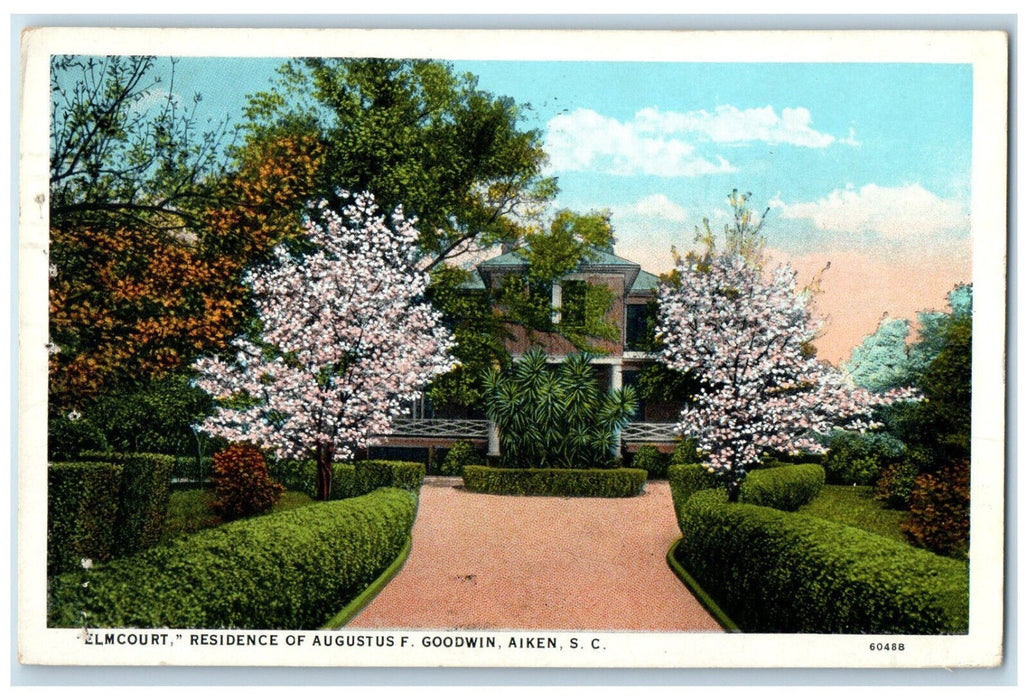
[[347, 478, 723, 632]]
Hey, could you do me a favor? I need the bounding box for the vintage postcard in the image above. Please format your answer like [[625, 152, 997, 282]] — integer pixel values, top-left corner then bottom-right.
[[17, 26, 1008, 669]]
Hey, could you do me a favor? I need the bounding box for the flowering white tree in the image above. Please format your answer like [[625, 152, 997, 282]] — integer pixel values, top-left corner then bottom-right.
[[658, 252, 918, 501], [194, 192, 456, 500]]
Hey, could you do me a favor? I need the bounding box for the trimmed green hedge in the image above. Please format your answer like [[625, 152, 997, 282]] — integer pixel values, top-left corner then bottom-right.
[[343, 460, 425, 494], [463, 465, 647, 497], [48, 462, 123, 576], [674, 489, 969, 634], [668, 462, 824, 514], [738, 463, 824, 511], [270, 459, 425, 499], [111, 453, 175, 553], [668, 463, 721, 518], [49, 453, 175, 575], [48, 487, 418, 629]]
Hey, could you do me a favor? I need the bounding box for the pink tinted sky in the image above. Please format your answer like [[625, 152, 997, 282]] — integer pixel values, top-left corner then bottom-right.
[[775, 245, 972, 365]]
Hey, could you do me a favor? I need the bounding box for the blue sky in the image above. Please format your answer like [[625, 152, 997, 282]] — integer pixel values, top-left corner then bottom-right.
[[57, 55, 976, 361], [161, 56, 973, 259]]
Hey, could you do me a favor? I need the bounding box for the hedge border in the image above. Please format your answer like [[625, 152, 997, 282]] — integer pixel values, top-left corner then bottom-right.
[[270, 459, 425, 499], [322, 535, 413, 629], [665, 537, 739, 633], [48, 461, 124, 575], [674, 489, 969, 634], [462, 465, 647, 498], [47, 488, 419, 629]]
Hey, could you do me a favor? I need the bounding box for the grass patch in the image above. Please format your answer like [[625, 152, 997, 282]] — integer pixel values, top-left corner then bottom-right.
[[798, 485, 908, 544], [161, 489, 315, 544]]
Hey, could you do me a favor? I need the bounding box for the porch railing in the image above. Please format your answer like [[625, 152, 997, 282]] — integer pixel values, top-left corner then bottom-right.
[[621, 422, 681, 443], [375, 418, 679, 444], [377, 418, 491, 439]]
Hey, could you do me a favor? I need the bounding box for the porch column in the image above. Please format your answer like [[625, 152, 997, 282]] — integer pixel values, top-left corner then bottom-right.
[[611, 361, 623, 456], [610, 362, 623, 391], [488, 420, 500, 457]]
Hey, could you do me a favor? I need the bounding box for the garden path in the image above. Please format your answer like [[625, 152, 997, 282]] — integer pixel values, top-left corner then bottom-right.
[[347, 478, 723, 632]]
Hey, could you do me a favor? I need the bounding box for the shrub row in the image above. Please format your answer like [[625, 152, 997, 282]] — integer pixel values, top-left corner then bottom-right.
[[49, 453, 175, 575], [48, 487, 418, 630], [462, 465, 647, 497], [48, 462, 123, 576], [668, 462, 824, 515], [171, 455, 214, 484], [673, 489, 969, 634], [270, 459, 425, 499]]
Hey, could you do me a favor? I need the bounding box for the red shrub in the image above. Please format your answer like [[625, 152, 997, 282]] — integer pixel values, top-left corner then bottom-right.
[[211, 444, 284, 520], [902, 461, 970, 559]]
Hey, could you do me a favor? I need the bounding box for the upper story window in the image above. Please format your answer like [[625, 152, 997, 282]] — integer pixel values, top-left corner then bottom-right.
[[625, 301, 657, 351], [561, 280, 587, 329]]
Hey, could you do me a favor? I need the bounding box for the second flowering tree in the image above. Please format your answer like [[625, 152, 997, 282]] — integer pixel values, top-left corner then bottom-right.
[[194, 192, 456, 500], [658, 251, 918, 501]]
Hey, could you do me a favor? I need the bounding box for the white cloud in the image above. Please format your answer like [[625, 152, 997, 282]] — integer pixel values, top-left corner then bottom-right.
[[634, 105, 838, 148], [545, 104, 847, 176], [545, 108, 735, 177], [772, 184, 970, 244], [619, 194, 691, 222]]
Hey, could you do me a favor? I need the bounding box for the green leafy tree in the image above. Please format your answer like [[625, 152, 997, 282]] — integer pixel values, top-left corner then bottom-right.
[[907, 285, 973, 382], [50, 55, 233, 234], [427, 208, 620, 412], [483, 349, 637, 468], [844, 316, 914, 392], [240, 57, 556, 268], [877, 285, 973, 469], [492, 208, 620, 349], [425, 265, 511, 412]]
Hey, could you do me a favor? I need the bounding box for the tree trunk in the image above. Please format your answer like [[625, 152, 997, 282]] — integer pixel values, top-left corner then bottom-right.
[[316, 442, 335, 501], [726, 478, 741, 503]]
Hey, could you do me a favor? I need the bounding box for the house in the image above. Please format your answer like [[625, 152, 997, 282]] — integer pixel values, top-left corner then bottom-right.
[[371, 246, 682, 465]]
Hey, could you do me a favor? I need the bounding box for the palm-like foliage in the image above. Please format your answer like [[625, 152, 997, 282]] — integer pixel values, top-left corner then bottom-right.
[[484, 349, 637, 468]]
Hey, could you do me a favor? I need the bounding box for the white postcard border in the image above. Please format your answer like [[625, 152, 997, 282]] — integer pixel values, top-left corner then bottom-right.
[[16, 26, 1010, 669]]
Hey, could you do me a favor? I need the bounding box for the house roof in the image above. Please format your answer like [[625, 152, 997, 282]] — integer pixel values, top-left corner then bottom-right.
[[629, 269, 661, 295], [471, 246, 661, 296]]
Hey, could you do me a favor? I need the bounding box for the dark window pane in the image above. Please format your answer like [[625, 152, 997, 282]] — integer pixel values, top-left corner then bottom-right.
[[562, 280, 587, 329]]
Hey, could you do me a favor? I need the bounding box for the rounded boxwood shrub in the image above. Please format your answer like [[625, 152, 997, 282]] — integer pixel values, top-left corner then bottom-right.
[[670, 462, 823, 514], [668, 463, 721, 524], [440, 441, 478, 476], [823, 430, 906, 486], [674, 489, 969, 634], [463, 465, 646, 497], [211, 445, 284, 520], [631, 445, 668, 479], [737, 463, 824, 511], [47, 487, 418, 629]]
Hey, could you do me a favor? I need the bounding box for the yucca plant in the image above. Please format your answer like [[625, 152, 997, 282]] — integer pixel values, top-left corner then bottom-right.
[[483, 349, 637, 468]]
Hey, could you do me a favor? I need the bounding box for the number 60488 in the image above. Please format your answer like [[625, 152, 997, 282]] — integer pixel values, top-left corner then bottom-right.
[[869, 642, 905, 651]]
